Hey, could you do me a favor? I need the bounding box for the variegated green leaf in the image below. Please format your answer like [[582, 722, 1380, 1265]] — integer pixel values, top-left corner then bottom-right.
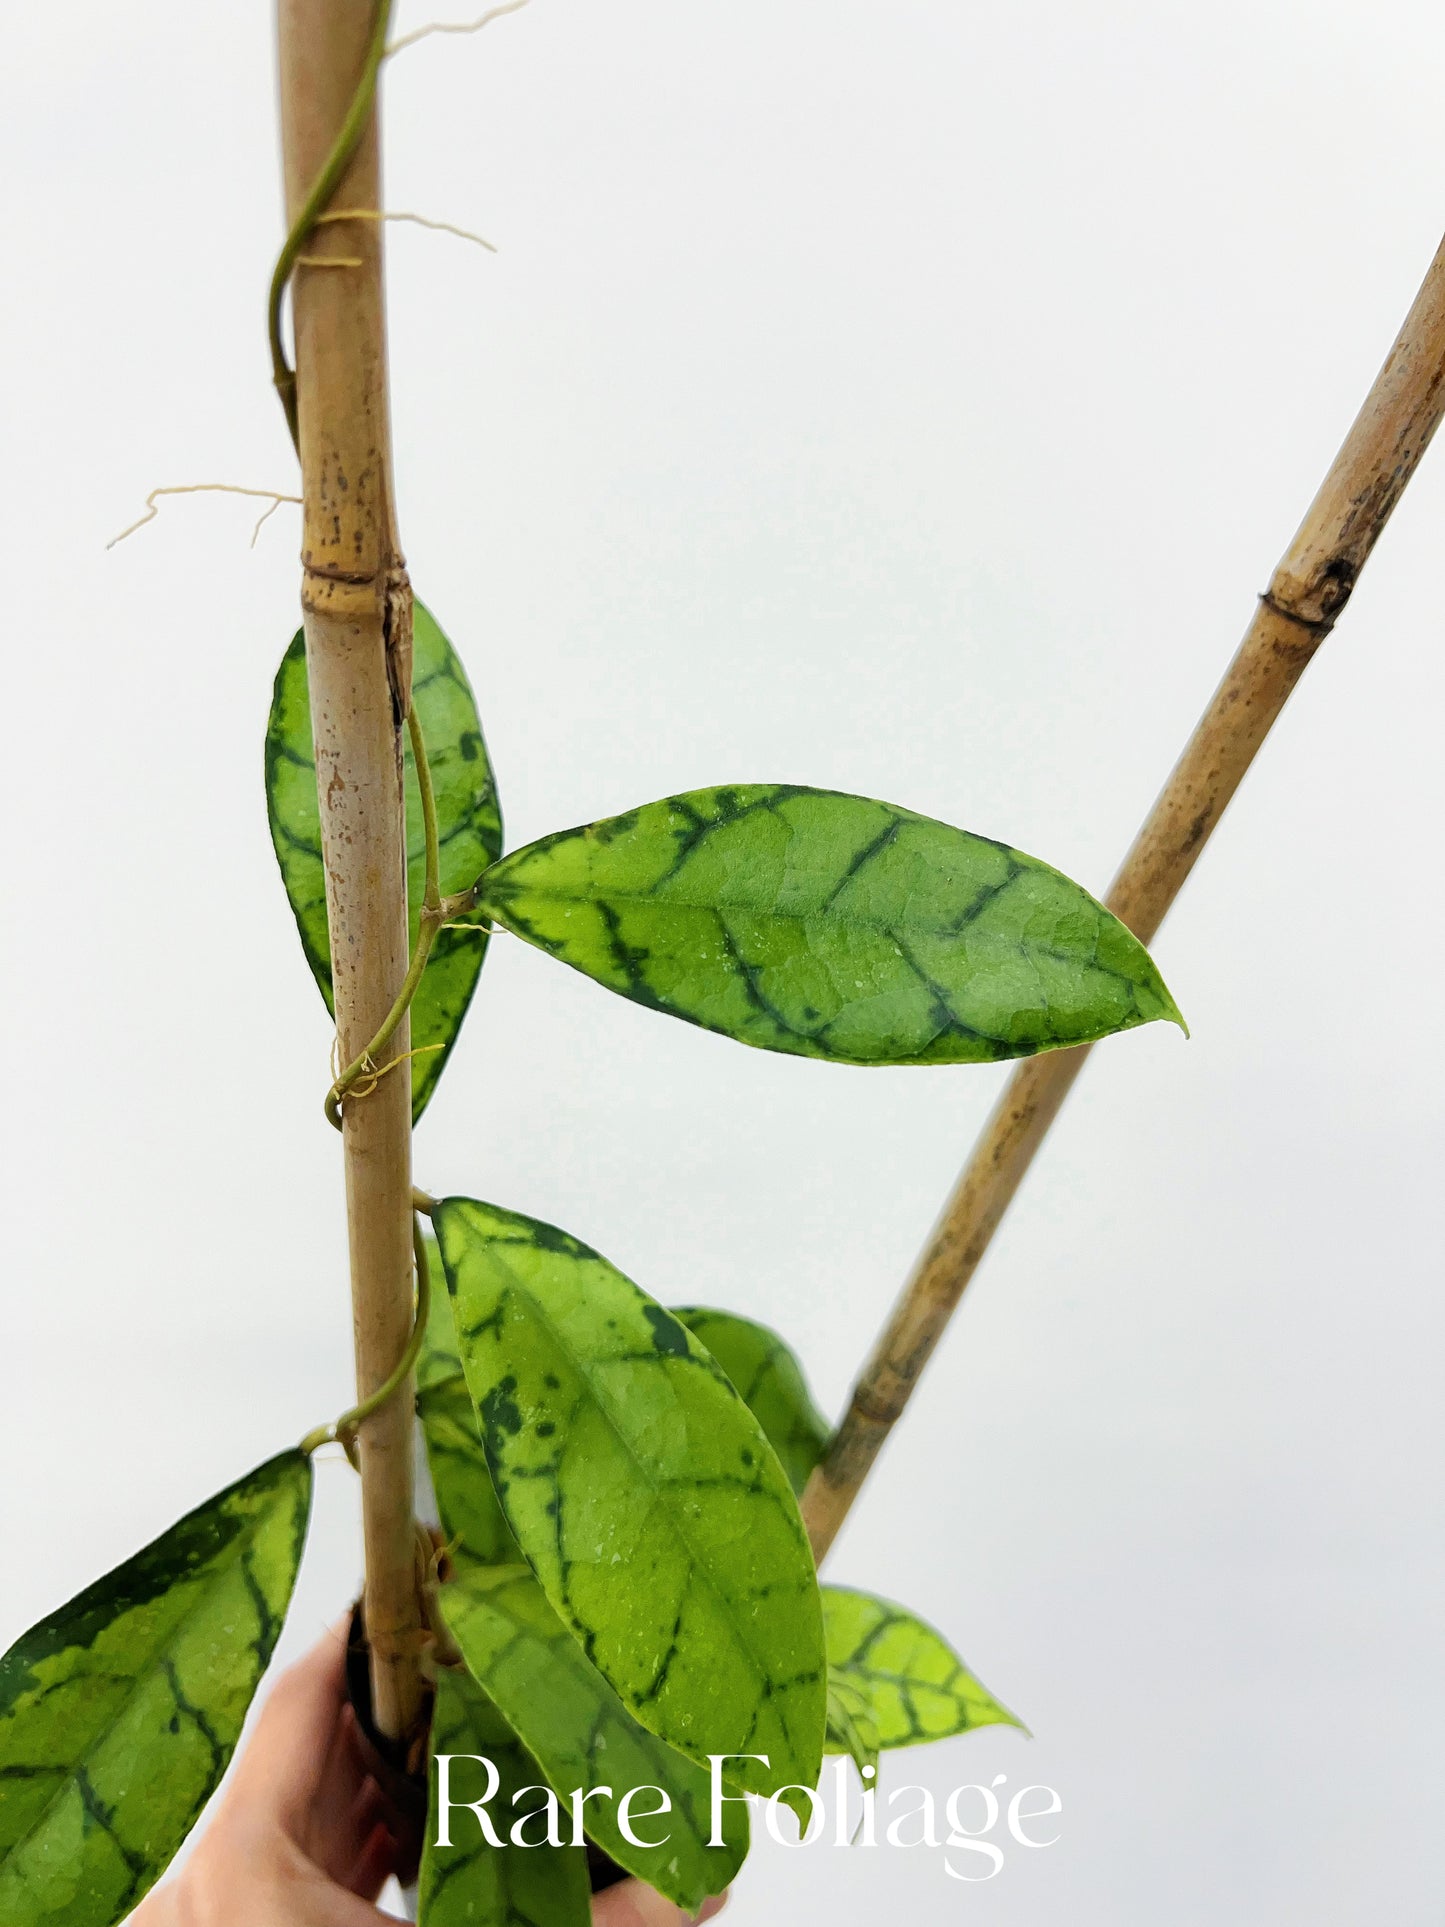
[[419, 1378, 523, 1570], [441, 1559, 747, 1910], [475, 785, 1183, 1065], [824, 1671, 880, 1779], [419, 1658, 590, 1927], [433, 1197, 826, 1807], [672, 1306, 830, 1498], [418, 1251, 523, 1567], [266, 601, 502, 1121], [0, 1453, 311, 1927], [822, 1587, 1022, 1749], [418, 1236, 464, 1395]]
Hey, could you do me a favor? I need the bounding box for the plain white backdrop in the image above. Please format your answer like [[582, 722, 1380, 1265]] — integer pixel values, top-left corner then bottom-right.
[[3, 2, 1443, 1920]]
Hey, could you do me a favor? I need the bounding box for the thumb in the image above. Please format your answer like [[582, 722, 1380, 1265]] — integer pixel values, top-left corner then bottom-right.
[[591, 1881, 729, 1926]]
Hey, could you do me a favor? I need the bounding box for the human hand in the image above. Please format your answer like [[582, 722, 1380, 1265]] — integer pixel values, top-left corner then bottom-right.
[[131, 1621, 728, 1927]]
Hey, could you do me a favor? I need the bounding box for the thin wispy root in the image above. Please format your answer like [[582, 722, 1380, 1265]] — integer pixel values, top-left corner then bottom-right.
[[107, 484, 301, 551], [317, 208, 497, 254], [387, 0, 532, 60]]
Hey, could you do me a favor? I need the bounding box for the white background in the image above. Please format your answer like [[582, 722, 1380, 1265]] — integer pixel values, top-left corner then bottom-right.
[[3, 2, 1443, 1921]]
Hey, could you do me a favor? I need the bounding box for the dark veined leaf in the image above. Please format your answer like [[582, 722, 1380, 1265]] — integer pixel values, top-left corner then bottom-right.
[[433, 1197, 826, 1807], [418, 1378, 524, 1570], [672, 1306, 830, 1498], [418, 1658, 590, 1927], [0, 1454, 311, 1927], [822, 1587, 1022, 1749], [266, 601, 502, 1121], [441, 1558, 747, 1910], [824, 1672, 880, 1780], [417, 1246, 523, 1567], [474, 785, 1184, 1065]]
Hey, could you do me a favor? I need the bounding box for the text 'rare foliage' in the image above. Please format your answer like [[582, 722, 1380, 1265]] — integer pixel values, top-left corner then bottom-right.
[[419, 1662, 592, 1927], [442, 1558, 747, 1909]]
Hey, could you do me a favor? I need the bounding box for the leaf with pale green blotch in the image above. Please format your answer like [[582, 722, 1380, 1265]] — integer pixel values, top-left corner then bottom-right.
[[417, 1249, 523, 1567], [441, 1559, 747, 1910], [266, 602, 502, 1121], [824, 1671, 880, 1779], [474, 785, 1183, 1065], [822, 1587, 1022, 1750], [672, 1306, 830, 1497], [0, 1453, 311, 1927], [433, 1197, 826, 1809], [418, 1659, 590, 1927]]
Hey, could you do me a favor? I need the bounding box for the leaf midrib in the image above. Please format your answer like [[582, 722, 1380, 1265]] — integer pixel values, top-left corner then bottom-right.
[[485, 883, 1143, 995]]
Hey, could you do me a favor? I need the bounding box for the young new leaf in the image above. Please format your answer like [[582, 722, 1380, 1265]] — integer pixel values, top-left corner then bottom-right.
[[824, 1672, 880, 1779]]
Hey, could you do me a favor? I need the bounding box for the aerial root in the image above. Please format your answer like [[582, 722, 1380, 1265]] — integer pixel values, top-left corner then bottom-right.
[[387, 0, 532, 60], [106, 484, 302, 551], [316, 207, 497, 255]]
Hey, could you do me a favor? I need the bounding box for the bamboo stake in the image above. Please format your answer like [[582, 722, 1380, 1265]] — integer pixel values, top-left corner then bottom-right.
[[802, 233, 1445, 1564], [277, 0, 424, 1739]]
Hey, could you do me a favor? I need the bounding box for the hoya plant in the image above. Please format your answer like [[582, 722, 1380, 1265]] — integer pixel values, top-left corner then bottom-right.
[[4, 5, 1441, 1925]]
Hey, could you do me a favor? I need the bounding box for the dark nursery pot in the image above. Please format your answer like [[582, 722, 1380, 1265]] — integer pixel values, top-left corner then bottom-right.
[[344, 1601, 629, 1897], [344, 1602, 431, 1886]]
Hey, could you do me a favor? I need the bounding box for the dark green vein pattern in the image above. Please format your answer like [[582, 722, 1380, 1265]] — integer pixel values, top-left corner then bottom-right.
[[418, 1252, 524, 1568], [418, 1659, 590, 1927], [442, 1559, 747, 1910], [672, 1307, 830, 1498], [475, 784, 1183, 1065], [0, 1453, 311, 1927], [822, 1587, 1021, 1749], [265, 601, 502, 1121], [433, 1197, 826, 1806]]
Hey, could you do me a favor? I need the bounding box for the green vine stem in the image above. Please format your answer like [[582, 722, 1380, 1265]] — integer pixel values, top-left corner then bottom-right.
[[301, 1214, 431, 1457], [269, 0, 396, 450], [325, 703, 475, 1129]]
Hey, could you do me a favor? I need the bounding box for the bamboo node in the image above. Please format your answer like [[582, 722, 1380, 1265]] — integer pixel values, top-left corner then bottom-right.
[[1256, 589, 1336, 638]]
